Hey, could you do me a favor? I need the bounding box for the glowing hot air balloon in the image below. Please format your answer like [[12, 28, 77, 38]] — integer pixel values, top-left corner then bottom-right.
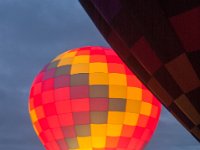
[[29, 46, 161, 150]]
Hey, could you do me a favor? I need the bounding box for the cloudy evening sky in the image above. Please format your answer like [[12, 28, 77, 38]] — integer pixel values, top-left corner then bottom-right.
[[0, 0, 199, 150]]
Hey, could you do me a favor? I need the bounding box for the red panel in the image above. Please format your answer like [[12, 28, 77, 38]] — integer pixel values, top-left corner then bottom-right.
[[55, 101, 71, 114], [127, 138, 140, 149], [42, 90, 55, 104], [106, 137, 119, 148], [137, 115, 149, 127], [40, 132, 49, 143], [51, 128, 65, 140], [58, 113, 74, 126], [108, 63, 125, 73], [150, 105, 159, 118], [90, 48, 105, 55], [39, 118, 49, 130], [132, 127, 145, 139], [141, 129, 152, 141], [118, 137, 131, 148], [35, 106, 45, 119], [42, 78, 54, 91], [106, 55, 123, 63], [43, 103, 57, 116], [127, 75, 142, 88], [76, 50, 90, 55], [71, 98, 90, 112], [142, 89, 153, 103], [90, 55, 107, 63], [43, 130, 55, 142], [135, 141, 145, 150], [121, 125, 135, 137], [47, 116, 60, 128], [147, 117, 157, 130], [54, 87, 70, 101], [32, 82, 42, 96], [45, 142, 60, 150], [104, 49, 117, 56], [33, 94, 42, 107], [125, 67, 133, 75]]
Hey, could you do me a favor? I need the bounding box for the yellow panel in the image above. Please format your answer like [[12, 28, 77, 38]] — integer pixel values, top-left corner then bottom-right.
[[30, 109, 37, 123], [124, 112, 139, 126], [57, 57, 73, 67], [127, 87, 142, 100], [89, 73, 109, 85], [71, 64, 89, 74], [92, 137, 106, 148], [91, 124, 107, 136], [52, 53, 64, 62], [109, 85, 127, 98], [126, 100, 141, 113], [108, 112, 125, 124], [89, 63, 108, 73], [109, 73, 127, 86], [62, 51, 77, 58], [53, 51, 77, 62], [140, 102, 152, 116], [72, 55, 90, 64], [77, 137, 92, 148], [107, 124, 122, 136]]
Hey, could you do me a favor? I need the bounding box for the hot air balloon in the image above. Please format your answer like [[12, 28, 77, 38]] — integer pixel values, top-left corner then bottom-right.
[[29, 46, 161, 150], [79, 0, 200, 142]]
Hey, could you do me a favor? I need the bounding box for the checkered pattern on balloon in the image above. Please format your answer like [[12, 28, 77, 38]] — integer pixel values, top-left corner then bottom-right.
[[29, 46, 161, 150]]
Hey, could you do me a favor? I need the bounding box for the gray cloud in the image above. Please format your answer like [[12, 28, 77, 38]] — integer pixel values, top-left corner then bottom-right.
[[0, 0, 199, 150]]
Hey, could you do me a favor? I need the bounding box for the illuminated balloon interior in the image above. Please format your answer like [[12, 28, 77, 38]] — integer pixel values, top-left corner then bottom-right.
[[29, 46, 161, 150]]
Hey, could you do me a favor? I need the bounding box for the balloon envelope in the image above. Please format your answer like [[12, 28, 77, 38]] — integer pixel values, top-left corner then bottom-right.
[[79, 0, 200, 142], [29, 46, 161, 150]]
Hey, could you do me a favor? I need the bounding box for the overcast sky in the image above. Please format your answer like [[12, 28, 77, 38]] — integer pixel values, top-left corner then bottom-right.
[[0, 1, 199, 150]]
